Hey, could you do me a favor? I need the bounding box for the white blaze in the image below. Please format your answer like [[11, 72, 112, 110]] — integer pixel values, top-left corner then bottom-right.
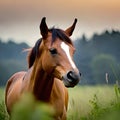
[[61, 42, 76, 69]]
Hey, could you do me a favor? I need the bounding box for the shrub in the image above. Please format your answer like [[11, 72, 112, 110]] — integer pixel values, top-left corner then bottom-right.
[[11, 93, 54, 120]]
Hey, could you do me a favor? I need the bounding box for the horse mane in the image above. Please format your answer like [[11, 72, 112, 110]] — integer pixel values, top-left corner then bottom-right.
[[50, 28, 73, 45], [28, 28, 73, 68], [28, 39, 42, 68]]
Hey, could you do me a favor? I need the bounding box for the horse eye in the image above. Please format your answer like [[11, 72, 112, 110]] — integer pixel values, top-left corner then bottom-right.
[[49, 48, 57, 55]]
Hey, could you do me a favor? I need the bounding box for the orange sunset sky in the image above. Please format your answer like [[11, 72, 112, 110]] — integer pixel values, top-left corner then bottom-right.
[[0, 0, 120, 46]]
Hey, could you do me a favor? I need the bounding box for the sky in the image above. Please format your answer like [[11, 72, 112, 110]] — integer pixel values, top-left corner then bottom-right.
[[0, 0, 120, 46]]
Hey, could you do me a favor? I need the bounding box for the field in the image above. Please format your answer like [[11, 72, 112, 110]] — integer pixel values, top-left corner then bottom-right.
[[68, 85, 120, 120], [0, 85, 120, 120]]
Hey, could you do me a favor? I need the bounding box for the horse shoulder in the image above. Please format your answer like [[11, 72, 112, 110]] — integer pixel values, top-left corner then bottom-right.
[[5, 71, 26, 113], [6, 71, 26, 93]]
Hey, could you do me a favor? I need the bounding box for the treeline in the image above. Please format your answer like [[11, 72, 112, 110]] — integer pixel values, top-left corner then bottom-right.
[[0, 40, 29, 86], [74, 30, 120, 85], [0, 30, 120, 86]]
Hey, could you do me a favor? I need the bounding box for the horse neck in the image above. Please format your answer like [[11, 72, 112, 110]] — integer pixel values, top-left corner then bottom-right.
[[30, 59, 54, 102]]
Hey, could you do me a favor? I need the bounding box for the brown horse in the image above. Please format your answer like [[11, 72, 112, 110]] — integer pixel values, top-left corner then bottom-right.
[[5, 17, 81, 120]]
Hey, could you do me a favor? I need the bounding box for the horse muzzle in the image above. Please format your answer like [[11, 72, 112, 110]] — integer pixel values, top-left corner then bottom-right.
[[62, 71, 81, 87]]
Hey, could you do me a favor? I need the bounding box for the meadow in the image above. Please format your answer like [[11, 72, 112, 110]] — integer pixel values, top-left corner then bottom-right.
[[0, 85, 120, 120]]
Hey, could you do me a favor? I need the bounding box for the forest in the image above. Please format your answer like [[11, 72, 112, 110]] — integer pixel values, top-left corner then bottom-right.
[[0, 29, 120, 86]]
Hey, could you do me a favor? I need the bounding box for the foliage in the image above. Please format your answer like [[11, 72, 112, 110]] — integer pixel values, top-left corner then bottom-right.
[[11, 93, 54, 120], [0, 59, 27, 86], [88, 84, 120, 120], [74, 30, 120, 84], [0, 40, 28, 60], [0, 88, 9, 120], [0, 40, 28, 86], [67, 85, 120, 120], [0, 88, 54, 120], [67, 85, 116, 120], [0, 101, 9, 120]]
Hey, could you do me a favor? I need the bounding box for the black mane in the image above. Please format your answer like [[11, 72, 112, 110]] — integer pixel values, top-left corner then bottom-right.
[[50, 28, 72, 45], [28, 39, 42, 68]]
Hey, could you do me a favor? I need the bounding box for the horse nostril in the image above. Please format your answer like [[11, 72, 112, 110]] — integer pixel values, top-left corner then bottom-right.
[[79, 72, 82, 76], [63, 70, 80, 87], [67, 71, 74, 81]]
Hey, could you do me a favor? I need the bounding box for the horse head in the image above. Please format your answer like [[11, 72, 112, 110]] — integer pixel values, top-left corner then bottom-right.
[[29, 17, 81, 87]]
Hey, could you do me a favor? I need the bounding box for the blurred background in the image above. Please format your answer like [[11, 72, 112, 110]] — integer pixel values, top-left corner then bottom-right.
[[0, 0, 120, 86]]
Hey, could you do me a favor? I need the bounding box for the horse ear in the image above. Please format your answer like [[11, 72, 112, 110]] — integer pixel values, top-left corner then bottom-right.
[[65, 18, 77, 36], [40, 17, 48, 39]]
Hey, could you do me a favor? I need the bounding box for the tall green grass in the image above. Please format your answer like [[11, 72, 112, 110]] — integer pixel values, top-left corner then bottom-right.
[[0, 88, 9, 120], [0, 85, 120, 120], [68, 85, 120, 120]]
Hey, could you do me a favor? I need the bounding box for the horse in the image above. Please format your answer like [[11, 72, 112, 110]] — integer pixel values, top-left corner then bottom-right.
[[5, 17, 81, 120]]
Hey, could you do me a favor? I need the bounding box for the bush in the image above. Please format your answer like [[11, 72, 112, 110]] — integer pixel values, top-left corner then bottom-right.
[[11, 93, 54, 120]]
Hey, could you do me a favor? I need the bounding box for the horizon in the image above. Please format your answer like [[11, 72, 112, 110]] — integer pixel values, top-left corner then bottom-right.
[[0, 28, 119, 46]]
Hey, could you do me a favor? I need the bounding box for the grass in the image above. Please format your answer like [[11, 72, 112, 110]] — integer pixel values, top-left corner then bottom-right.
[[0, 88, 9, 120], [0, 85, 120, 120], [68, 85, 120, 120]]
